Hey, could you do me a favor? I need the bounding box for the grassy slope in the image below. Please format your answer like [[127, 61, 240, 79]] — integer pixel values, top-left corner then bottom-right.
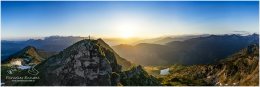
[[144, 44, 259, 86]]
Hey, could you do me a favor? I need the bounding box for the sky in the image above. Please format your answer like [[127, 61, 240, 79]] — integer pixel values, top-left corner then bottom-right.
[[1, 1, 259, 40]]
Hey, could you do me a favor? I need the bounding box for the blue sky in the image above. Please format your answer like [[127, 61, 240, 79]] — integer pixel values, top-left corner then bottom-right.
[[1, 1, 259, 40]]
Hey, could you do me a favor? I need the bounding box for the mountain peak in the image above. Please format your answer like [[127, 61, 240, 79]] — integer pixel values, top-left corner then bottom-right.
[[2, 46, 43, 65], [35, 39, 122, 85], [24, 45, 36, 50]]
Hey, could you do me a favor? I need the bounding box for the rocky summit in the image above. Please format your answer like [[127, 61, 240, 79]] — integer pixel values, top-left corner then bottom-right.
[[33, 39, 160, 86]]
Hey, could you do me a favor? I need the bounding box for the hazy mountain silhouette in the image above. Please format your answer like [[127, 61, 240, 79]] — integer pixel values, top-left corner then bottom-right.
[[1, 35, 209, 61], [131, 34, 210, 45], [1, 36, 84, 60], [113, 34, 259, 65]]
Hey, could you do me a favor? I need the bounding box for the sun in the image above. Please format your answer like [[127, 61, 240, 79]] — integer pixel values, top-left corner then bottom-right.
[[120, 29, 134, 38], [116, 21, 138, 39], [112, 14, 144, 39]]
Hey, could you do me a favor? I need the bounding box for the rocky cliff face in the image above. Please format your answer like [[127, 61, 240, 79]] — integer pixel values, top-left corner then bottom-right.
[[96, 39, 132, 71], [33, 39, 160, 86], [120, 65, 161, 86], [34, 39, 121, 85]]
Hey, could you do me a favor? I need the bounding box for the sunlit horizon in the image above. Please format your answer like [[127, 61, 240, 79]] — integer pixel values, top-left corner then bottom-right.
[[2, 1, 259, 40], [2, 32, 258, 41]]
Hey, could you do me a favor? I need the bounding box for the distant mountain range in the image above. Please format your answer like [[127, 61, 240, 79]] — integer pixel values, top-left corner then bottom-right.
[[2, 34, 258, 66], [112, 34, 259, 65], [132, 34, 210, 45], [0, 34, 209, 61]]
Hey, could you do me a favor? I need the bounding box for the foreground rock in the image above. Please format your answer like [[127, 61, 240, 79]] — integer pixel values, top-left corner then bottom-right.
[[120, 65, 161, 86]]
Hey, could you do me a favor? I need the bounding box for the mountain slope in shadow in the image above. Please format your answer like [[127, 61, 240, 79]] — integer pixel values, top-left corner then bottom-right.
[[113, 34, 259, 65]]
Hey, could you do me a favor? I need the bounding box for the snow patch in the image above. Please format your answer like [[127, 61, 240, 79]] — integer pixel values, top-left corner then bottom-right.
[[160, 68, 170, 75], [17, 65, 31, 70]]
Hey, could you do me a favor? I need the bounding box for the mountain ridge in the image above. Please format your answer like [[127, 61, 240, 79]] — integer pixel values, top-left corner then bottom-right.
[[2, 46, 43, 65], [113, 34, 259, 65], [159, 44, 259, 86]]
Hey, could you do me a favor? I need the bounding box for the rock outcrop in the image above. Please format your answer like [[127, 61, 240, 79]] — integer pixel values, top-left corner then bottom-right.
[[96, 39, 132, 70], [120, 65, 161, 86]]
